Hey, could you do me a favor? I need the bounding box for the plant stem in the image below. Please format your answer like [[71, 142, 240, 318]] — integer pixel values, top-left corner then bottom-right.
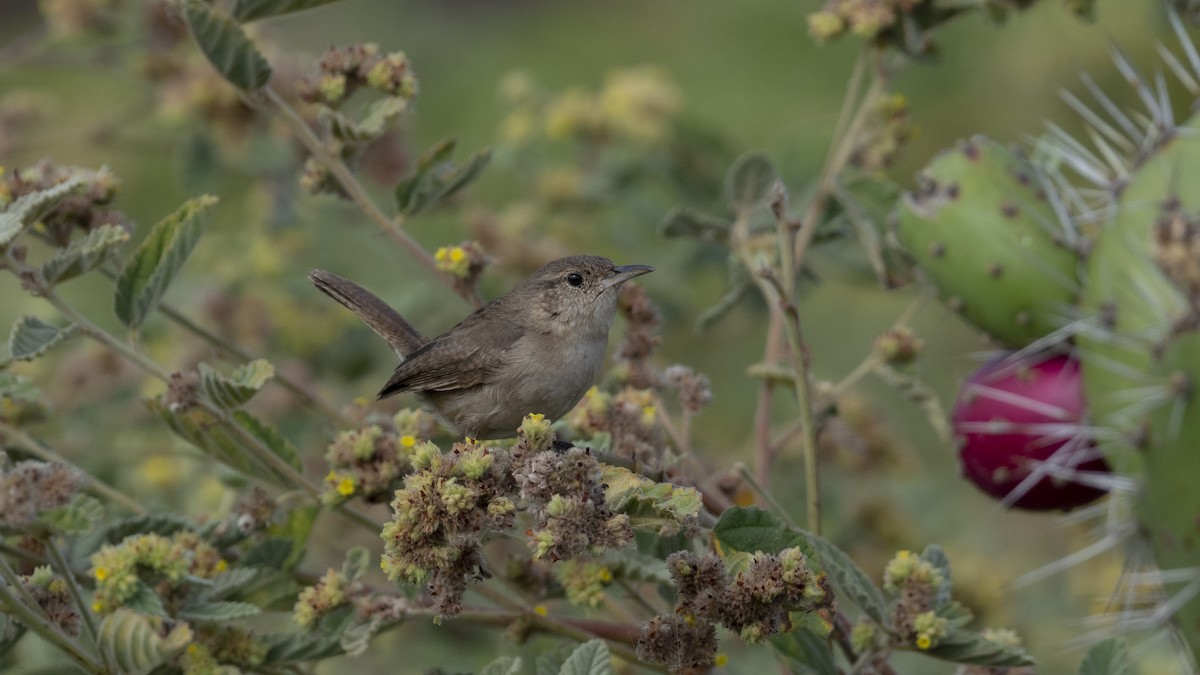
[[736, 462, 799, 530], [0, 555, 106, 674], [0, 421, 147, 515], [255, 87, 481, 308], [471, 584, 660, 671], [44, 539, 102, 662]]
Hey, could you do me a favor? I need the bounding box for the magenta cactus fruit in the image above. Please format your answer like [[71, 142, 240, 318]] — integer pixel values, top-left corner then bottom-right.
[[952, 354, 1109, 511]]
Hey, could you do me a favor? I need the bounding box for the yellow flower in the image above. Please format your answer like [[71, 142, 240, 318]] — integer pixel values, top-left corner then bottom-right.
[[533, 604, 549, 617], [599, 568, 613, 583], [916, 634, 932, 650], [337, 477, 356, 496], [93, 567, 109, 582], [714, 653, 729, 667], [640, 404, 657, 426], [215, 560, 228, 573]]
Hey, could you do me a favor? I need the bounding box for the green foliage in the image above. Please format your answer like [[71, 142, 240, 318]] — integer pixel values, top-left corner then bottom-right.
[[113, 195, 216, 333], [725, 152, 779, 214], [38, 494, 103, 535], [558, 640, 613, 675], [233, 0, 350, 22], [0, 177, 85, 248], [4, 315, 77, 365], [182, 1, 273, 90], [198, 359, 275, 409], [768, 622, 838, 675], [395, 139, 493, 215], [39, 224, 129, 285], [97, 609, 192, 675], [1077, 638, 1132, 675], [600, 464, 702, 532]]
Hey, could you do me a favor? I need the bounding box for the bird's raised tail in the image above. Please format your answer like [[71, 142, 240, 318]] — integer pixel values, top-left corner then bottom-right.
[[308, 269, 427, 358]]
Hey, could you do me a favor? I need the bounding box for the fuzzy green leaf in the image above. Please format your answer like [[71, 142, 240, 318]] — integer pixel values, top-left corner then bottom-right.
[[40, 224, 130, 285], [241, 537, 295, 569], [324, 97, 408, 144], [601, 549, 672, 585], [479, 656, 523, 675], [0, 177, 85, 248], [114, 195, 215, 331], [927, 629, 1037, 668], [232, 0, 348, 21], [921, 544, 953, 606], [657, 206, 732, 242], [535, 644, 577, 675], [802, 534, 887, 625], [198, 359, 275, 409], [103, 514, 195, 544], [98, 609, 191, 675], [768, 617, 837, 675], [267, 503, 317, 570], [600, 465, 702, 533], [263, 606, 353, 663], [339, 616, 386, 658], [178, 600, 262, 622], [183, 2, 272, 90], [38, 494, 103, 535], [122, 582, 168, 617], [201, 567, 259, 601], [148, 399, 296, 487], [341, 546, 370, 582], [1077, 639, 1132, 675], [558, 640, 611, 675], [395, 141, 492, 215], [234, 409, 302, 472], [5, 315, 77, 365], [725, 152, 778, 213]]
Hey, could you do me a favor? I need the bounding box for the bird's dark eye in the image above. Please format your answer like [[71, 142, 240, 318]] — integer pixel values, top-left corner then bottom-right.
[[566, 272, 584, 287]]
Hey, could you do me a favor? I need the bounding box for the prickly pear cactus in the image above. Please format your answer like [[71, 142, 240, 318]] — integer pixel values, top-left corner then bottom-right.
[[897, 136, 1081, 346], [899, 13, 1200, 667]]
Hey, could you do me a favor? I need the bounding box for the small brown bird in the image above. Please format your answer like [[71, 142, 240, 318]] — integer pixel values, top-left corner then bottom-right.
[[310, 256, 653, 439]]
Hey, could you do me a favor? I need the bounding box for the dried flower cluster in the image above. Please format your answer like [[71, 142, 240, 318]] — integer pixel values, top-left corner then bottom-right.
[[953, 629, 1034, 675], [90, 532, 227, 614], [20, 566, 81, 637], [807, 0, 928, 41], [0, 459, 83, 529], [380, 415, 635, 617], [293, 568, 351, 628], [298, 43, 418, 107], [851, 92, 918, 174], [323, 425, 413, 504], [883, 550, 947, 650], [181, 624, 268, 674], [0, 162, 126, 246], [636, 548, 832, 669], [873, 326, 924, 365]]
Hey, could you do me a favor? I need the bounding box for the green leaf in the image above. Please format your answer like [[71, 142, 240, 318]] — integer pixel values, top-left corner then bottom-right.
[[40, 224, 130, 285], [234, 409, 302, 472], [601, 549, 671, 586], [114, 195, 215, 331], [725, 152, 778, 213], [0, 615, 27, 658], [921, 544, 953, 606], [103, 513, 195, 544], [201, 567, 259, 601], [927, 628, 1037, 668], [658, 206, 732, 242], [558, 640, 611, 675], [198, 359, 275, 409], [232, 0, 348, 21], [241, 537, 294, 569], [98, 609, 192, 675], [477, 656, 522, 675], [802, 534, 888, 625], [600, 465, 702, 533], [0, 177, 85, 248], [395, 141, 492, 215], [267, 502, 318, 570], [183, 1, 272, 90], [1077, 639, 1132, 675], [262, 606, 353, 663], [148, 399, 296, 487], [38, 494, 103, 535], [123, 582, 168, 617], [323, 97, 409, 144], [178, 600, 262, 622], [768, 616, 837, 675], [341, 546, 370, 582], [5, 315, 77, 365], [535, 643, 577, 675]]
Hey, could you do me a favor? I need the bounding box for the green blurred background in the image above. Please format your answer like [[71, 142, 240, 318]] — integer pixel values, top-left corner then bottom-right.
[[0, 1, 1187, 672]]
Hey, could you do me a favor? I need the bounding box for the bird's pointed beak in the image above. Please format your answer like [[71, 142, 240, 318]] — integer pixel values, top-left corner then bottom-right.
[[601, 264, 654, 290]]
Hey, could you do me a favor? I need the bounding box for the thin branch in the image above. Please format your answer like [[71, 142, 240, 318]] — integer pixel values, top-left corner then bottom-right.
[[253, 86, 481, 308], [44, 540, 102, 661], [0, 555, 106, 674]]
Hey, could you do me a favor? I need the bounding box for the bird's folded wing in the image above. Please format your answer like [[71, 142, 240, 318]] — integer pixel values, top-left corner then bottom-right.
[[376, 317, 524, 398]]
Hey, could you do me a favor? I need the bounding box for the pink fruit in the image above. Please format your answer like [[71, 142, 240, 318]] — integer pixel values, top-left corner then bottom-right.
[[952, 354, 1110, 511]]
